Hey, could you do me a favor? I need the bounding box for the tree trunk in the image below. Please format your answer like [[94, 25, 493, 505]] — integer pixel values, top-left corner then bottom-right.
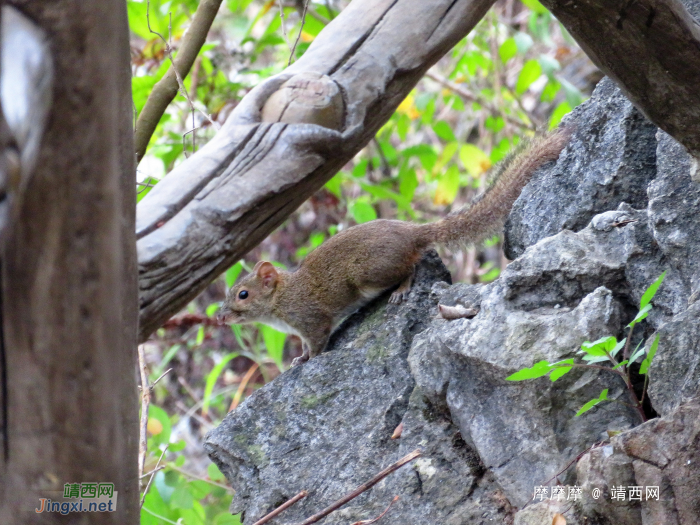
[[0, 1, 139, 523]]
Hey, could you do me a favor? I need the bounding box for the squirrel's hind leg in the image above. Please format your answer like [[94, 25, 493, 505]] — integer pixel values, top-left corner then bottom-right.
[[388, 267, 415, 304]]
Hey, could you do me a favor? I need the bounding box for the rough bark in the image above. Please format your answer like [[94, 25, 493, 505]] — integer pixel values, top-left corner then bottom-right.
[[540, 0, 700, 156], [0, 1, 139, 523], [134, 0, 224, 163], [136, 0, 498, 341]]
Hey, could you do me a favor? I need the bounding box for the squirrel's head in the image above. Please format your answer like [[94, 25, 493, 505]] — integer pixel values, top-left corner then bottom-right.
[[218, 261, 279, 324]]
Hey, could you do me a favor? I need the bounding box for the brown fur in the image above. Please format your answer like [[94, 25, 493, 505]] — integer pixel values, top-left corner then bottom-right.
[[220, 128, 570, 365]]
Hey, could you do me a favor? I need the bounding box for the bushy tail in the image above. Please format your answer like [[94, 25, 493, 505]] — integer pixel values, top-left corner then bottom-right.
[[420, 127, 571, 246]]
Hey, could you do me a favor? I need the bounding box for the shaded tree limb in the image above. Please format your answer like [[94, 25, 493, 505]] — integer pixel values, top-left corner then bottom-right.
[[134, 0, 223, 163], [540, 0, 700, 155]]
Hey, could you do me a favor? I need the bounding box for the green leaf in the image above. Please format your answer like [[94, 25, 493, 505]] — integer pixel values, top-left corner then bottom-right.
[[575, 389, 608, 417], [214, 512, 243, 525], [459, 144, 491, 176], [170, 440, 187, 452], [148, 404, 172, 446], [640, 334, 659, 375], [516, 60, 542, 94], [629, 340, 646, 364], [640, 271, 667, 309], [206, 303, 219, 317], [261, 324, 287, 369], [202, 352, 239, 415], [349, 201, 377, 223], [171, 483, 194, 510], [324, 174, 342, 198], [581, 354, 611, 364], [433, 121, 456, 142], [538, 54, 560, 77], [521, 0, 548, 14], [208, 463, 226, 482], [195, 326, 205, 346], [540, 79, 561, 103], [612, 360, 629, 370], [399, 165, 419, 201], [434, 165, 460, 206], [225, 262, 243, 288], [506, 360, 552, 381], [352, 159, 368, 178], [175, 455, 186, 467], [514, 32, 534, 54], [580, 336, 617, 357], [627, 303, 652, 328], [549, 364, 572, 381], [610, 338, 627, 358], [499, 37, 517, 63], [549, 101, 572, 129]]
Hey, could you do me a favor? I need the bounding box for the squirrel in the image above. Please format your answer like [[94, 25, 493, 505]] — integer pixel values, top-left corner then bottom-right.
[[218, 128, 570, 366]]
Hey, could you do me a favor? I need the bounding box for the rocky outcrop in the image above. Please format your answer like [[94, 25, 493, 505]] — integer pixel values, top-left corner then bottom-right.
[[205, 79, 700, 525]]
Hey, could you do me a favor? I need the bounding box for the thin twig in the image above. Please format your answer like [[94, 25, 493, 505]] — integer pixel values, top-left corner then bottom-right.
[[297, 450, 421, 525], [288, 0, 310, 66], [183, 125, 200, 158], [425, 70, 535, 131], [151, 368, 173, 388], [167, 463, 235, 492], [146, 0, 216, 138], [138, 345, 151, 482], [141, 445, 169, 508], [229, 362, 260, 411], [539, 441, 605, 489], [350, 496, 400, 525], [278, 0, 291, 51], [140, 465, 166, 479], [252, 490, 309, 525]]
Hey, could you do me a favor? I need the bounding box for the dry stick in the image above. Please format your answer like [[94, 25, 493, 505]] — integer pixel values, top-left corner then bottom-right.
[[137, 345, 151, 482], [539, 441, 605, 489], [252, 490, 309, 525], [350, 496, 400, 525], [425, 70, 535, 131], [229, 362, 260, 412], [278, 0, 291, 51], [288, 0, 310, 66], [167, 463, 234, 492], [135, 0, 223, 162], [141, 445, 169, 508], [297, 450, 421, 525]]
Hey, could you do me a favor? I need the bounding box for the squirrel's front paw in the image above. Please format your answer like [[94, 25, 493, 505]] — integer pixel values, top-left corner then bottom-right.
[[389, 290, 408, 304], [291, 355, 309, 367]]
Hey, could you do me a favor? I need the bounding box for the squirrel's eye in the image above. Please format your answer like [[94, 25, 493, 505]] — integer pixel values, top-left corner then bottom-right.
[[238, 290, 249, 300]]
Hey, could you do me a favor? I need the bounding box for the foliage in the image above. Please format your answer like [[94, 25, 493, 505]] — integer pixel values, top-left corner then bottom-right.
[[130, 1, 598, 521], [506, 272, 666, 420]]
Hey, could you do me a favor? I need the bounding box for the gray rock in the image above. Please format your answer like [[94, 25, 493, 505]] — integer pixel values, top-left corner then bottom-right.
[[575, 399, 700, 525], [205, 253, 515, 525], [649, 132, 700, 299], [646, 301, 700, 416], [504, 77, 658, 260]]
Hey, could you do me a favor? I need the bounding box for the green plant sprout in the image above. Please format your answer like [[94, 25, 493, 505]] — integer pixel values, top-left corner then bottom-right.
[[507, 271, 666, 422]]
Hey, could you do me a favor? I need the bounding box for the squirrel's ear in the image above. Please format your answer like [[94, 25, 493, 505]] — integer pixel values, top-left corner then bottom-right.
[[253, 260, 266, 272], [256, 261, 278, 288]]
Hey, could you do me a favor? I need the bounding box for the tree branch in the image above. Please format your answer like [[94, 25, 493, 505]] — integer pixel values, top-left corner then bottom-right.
[[540, 0, 700, 155]]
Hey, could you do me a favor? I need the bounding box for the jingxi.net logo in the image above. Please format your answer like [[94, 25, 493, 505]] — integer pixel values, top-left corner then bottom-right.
[[35, 483, 118, 515]]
